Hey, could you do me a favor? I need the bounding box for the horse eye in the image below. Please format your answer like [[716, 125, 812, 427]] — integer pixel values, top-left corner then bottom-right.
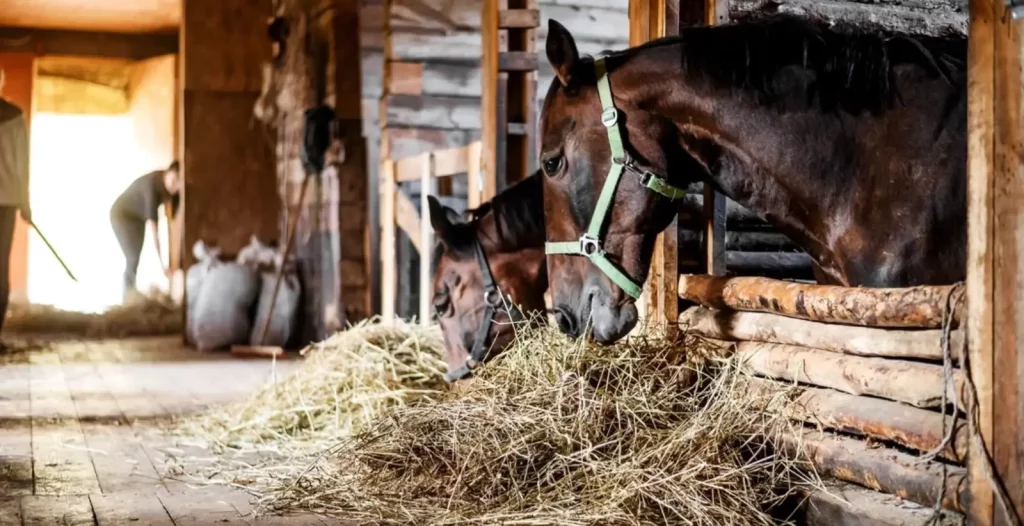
[[542, 156, 563, 177], [433, 293, 451, 318]]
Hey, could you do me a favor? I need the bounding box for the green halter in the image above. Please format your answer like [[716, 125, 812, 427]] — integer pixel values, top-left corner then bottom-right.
[[544, 58, 688, 299]]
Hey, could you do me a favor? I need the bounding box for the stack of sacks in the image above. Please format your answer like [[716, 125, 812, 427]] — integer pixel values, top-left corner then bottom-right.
[[185, 236, 300, 351]]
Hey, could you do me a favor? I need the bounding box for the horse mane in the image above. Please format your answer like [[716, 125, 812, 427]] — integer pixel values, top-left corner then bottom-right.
[[431, 170, 545, 268], [616, 15, 966, 115]]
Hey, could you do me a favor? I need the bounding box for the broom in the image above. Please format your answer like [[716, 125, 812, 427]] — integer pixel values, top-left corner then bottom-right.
[[230, 174, 311, 360]]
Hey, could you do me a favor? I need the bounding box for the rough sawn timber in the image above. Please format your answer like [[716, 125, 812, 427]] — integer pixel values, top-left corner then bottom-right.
[[678, 276, 962, 328]]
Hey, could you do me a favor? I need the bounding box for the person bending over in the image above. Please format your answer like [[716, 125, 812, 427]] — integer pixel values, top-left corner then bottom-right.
[[0, 68, 30, 335], [110, 161, 180, 302]]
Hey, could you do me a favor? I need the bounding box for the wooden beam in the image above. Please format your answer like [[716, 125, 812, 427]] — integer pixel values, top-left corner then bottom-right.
[[703, 186, 727, 275], [631, 0, 680, 337], [467, 141, 484, 209], [0, 27, 177, 60], [498, 51, 539, 72], [678, 276, 962, 328], [381, 160, 398, 321], [747, 377, 968, 462], [394, 190, 423, 253], [498, 9, 540, 28], [735, 341, 967, 409], [966, 0, 1024, 521], [419, 153, 435, 325], [481, 0, 500, 202], [781, 430, 968, 512], [800, 484, 964, 526], [681, 307, 963, 361]]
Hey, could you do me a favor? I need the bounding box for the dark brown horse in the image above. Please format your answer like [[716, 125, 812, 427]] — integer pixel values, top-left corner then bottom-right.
[[428, 171, 547, 381], [539, 16, 966, 343]]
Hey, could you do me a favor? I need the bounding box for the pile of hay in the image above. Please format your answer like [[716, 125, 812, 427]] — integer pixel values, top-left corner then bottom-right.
[[179, 318, 447, 458], [251, 325, 811, 526], [5, 291, 182, 338]]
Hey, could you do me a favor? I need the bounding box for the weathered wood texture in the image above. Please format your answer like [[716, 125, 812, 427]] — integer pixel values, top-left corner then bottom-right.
[[679, 276, 962, 328], [729, 0, 967, 37], [965, 0, 1024, 521], [632, 0, 681, 335], [0, 53, 31, 303], [681, 307, 962, 361], [799, 484, 964, 526], [181, 0, 278, 269], [781, 430, 968, 512], [747, 377, 967, 462], [734, 341, 966, 409]]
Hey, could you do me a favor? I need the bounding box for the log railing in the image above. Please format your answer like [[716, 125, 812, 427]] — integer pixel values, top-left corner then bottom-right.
[[679, 275, 968, 521], [380, 141, 483, 323]]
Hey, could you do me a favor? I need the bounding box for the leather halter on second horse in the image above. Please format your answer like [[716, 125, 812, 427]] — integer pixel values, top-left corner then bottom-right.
[[545, 57, 687, 299], [443, 232, 521, 383]]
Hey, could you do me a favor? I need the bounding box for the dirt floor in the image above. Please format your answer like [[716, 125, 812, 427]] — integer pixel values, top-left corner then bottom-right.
[[0, 336, 344, 525]]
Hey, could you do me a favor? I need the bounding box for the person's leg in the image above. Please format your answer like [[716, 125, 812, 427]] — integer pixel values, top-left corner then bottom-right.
[[110, 211, 145, 302], [0, 206, 18, 335]]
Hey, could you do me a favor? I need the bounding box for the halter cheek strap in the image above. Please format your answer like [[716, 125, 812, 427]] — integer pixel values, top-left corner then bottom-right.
[[443, 236, 521, 383], [544, 58, 687, 300]]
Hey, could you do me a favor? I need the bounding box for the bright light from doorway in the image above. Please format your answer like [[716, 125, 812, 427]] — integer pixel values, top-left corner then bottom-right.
[[27, 113, 170, 313]]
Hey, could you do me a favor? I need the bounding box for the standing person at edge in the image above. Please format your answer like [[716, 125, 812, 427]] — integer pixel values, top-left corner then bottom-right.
[[0, 68, 31, 340], [110, 161, 180, 303]]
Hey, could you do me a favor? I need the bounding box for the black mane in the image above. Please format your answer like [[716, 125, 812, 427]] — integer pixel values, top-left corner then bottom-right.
[[432, 170, 545, 267], [594, 15, 966, 115]]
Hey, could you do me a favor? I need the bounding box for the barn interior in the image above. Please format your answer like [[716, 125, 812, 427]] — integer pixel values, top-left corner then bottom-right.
[[0, 0, 1018, 524]]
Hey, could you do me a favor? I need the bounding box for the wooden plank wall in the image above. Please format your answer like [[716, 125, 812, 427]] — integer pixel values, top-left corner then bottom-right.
[[180, 0, 279, 267], [965, 0, 1024, 522], [271, 0, 371, 342]]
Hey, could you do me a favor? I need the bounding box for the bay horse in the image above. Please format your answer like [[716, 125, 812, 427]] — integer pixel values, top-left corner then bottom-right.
[[539, 15, 967, 344], [428, 171, 547, 382]]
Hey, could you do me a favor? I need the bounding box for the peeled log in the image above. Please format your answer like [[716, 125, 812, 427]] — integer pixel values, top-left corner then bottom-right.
[[735, 341, 966, 409], [780, 429, 968, 512], [680, 307, 963, 361], [745, 377, 967, 462], [679, 275, 963, 329]]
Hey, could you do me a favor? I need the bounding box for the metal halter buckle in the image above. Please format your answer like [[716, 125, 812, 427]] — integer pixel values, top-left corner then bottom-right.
[[579, 234, 602, 256], [483, 287, 503, 307], [601, 108, 618, 128]]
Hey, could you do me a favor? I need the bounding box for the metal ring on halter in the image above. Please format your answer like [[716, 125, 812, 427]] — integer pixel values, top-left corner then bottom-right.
[[579, 234, 602, 256], [483, 287, 503, 307]]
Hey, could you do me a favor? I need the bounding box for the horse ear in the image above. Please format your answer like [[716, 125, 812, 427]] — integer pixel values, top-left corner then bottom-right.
[[428, 196, 463, 246], [546, 19, 580, 89]]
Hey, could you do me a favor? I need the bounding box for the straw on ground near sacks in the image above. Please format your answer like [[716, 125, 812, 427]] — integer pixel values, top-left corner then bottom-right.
[[4, 290, 182, 338], [176, 318, 447, 461]]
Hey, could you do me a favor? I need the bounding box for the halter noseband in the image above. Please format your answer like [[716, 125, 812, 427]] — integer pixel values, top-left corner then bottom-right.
[[544, 58, 687, 299], [443, 233, 521, 383]]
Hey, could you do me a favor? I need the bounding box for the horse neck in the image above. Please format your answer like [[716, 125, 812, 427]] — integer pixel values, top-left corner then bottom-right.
[[620, 50, 840, 267]]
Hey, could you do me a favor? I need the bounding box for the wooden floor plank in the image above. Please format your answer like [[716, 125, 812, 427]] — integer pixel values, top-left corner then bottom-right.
[[0, 360, 31, 419], [61, 351, 122, 420], [21, 495, 95, 526], [0, 421, 33, 496], [81, 423, 166, 495], [31, 419, 101, 496], [91, 493, 175, 526], [29, 353, 77, 420], [0, 497, 22, 526]]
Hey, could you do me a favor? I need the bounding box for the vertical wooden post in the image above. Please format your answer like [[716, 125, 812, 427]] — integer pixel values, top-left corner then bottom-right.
[[966, 0, 1024, 523], [381, 159, 397, 321], [333, 0, 371, 324], [700, 0, 728, 278], [467, 141, 484, 210], [419, 153, 436, 325], [631, 0, 679, 334], [482, 0, 539, 199], [0, 52, 34, 303]]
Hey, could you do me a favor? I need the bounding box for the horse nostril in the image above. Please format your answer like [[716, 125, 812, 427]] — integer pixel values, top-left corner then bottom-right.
[[553, 306, 580, 338]]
